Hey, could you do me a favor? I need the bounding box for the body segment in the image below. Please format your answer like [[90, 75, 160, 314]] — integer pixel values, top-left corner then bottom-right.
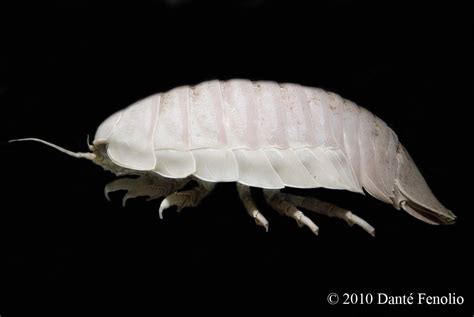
[[95, 80, 393, 194]]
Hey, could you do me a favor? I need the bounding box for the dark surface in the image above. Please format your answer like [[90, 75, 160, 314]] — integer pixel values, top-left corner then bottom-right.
[[1, 1, 472, 316]]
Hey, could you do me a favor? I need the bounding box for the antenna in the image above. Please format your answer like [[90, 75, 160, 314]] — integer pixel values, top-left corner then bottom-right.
[[9, 138, 96, 160]]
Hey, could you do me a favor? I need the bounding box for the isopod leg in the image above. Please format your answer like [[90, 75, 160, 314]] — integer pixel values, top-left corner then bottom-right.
[[159, 180, 216, 219], [282, 193, 375, 237], [263, 189, 319, 236], [236, 183, 269, 232], [104, 177, 137, 201], [104, 174, 187, 206]]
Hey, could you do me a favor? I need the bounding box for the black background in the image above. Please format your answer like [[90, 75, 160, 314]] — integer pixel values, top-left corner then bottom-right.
[[1, 1, 472, 316]]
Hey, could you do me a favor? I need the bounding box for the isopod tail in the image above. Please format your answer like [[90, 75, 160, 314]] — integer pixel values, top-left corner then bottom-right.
[[355, 105, 455, 225], [9, 138, 96, 160], [391, 144, 456, 225]]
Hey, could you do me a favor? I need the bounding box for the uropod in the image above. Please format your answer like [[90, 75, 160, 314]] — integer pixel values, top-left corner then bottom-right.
[[11, 79, 456, 236]]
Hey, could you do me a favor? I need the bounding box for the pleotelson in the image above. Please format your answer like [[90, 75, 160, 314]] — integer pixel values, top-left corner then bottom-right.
[[95, 79, 399, 201]]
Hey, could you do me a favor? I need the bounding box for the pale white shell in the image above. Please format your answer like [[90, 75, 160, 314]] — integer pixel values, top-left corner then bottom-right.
[[93, 79, 399, 203]]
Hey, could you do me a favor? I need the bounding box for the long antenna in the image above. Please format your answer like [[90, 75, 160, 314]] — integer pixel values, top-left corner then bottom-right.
[[9, 138, 96, 160]]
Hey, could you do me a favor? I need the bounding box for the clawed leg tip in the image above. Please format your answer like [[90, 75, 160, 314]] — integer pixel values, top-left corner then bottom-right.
[[253, 215, 270, 233], [158, 202, 171, 220], [360, 225, 376, 237], [254, 222, 269, 232], [345, 213, 375, 238], [280, 194, 378, 237]]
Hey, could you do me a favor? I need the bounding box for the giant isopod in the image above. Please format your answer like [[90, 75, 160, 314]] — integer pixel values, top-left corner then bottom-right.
[[11, 79, 456, 236]]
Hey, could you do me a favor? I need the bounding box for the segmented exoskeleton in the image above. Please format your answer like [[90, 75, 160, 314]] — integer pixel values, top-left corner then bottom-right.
[[11, 79, 455, 236]]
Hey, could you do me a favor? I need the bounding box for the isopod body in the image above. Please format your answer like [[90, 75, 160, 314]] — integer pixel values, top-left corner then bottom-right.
[[12, 79, 456, 236]]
